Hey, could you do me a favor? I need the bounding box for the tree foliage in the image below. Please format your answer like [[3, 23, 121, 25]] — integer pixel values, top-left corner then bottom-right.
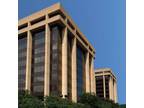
[[18, 91, 120, 108], [44, 96, 89, 108], [18, 90, 44, 108], [79, 93, 120, 108]]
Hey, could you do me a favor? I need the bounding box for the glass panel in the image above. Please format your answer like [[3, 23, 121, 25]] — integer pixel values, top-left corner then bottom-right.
[[96, 76, 104, 98], [77, 46, 85, 100], [105, 75, 110, 98], [50, 26, 62, 96], [18, 35, 27, 91], [31, 29, 45, 96]]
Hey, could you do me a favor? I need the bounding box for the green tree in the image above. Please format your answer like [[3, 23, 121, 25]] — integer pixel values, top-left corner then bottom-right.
[[19, 91, 120, 108], [18, 90, 44, 108], [79, 93, 120, 108], [44, 96, 89, 108]]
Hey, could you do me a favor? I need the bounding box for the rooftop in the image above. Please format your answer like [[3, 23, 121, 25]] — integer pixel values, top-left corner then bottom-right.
[[95, 68, 117, 81], [18, 3, 95, 54]]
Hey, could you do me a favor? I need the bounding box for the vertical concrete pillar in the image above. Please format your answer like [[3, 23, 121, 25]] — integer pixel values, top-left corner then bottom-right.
[[25, 28, 32, 92], [114, 81, 118, 103], [113, 80, 117, 103], [109, 76, 112, 99], [62, 27, 68, 98], [113, 80, 115, 102], [103, 73, 106, 98], [111, 78, 114, 100], [71, 37, 77, 102], [109, 76, 114, 100], [85, 51, 90, 92], [95, 75, 97, 95], [44, 22, 51, 96], [90, 57, 96, 94]]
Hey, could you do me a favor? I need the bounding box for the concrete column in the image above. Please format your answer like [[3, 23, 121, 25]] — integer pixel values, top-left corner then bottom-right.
[[25, 30, 32, 92], [109, 76, 112, 99], [85, 51, 90, 92], [113, 80, 118, 103], [103, 73, 106, 98], [113, 80, 115, 102], [90, 57, 96, 94], [109, 76, 113, 100], [62, 27, 68, 98], [44, 23, 51, 96], [114, 81, 118, 103], [71, 37, 77, 102], [95, 75, 97, 95], [111, 78, 114, 101]]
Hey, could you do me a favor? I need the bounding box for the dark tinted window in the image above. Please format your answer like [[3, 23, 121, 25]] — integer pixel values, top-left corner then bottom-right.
[[50, 26, 62, 96], [96, 76, 104, 98], [77, 46, 85, 100], [18, 34, 27, 91], [31, 30, 45, 96]]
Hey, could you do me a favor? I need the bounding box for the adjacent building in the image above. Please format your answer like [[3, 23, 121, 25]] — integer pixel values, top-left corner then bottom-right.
[[95, 68, 117, 103], [18, 3, 96, 102]]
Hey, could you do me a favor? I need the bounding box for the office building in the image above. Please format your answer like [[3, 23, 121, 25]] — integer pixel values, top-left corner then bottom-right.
[[95, 68, 117, 103], [18, 3, 96, 102]]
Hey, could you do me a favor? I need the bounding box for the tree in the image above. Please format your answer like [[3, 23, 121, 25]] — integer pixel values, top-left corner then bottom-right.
[[18, 91, 120, 108], [44, 96, 89, 108], [18, 90, 44, 108], [79, 93, 120, 108]]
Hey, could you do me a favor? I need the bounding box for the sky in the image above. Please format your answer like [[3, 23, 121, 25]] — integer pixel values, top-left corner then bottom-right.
[[19, 0, 126, 104]]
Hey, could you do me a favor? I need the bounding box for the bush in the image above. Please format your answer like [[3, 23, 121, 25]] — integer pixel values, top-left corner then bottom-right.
[[18, 90, 44, 108], [44, 96, 89, 108], [79, 93, 120, 108], [18, 91, 120, 108]]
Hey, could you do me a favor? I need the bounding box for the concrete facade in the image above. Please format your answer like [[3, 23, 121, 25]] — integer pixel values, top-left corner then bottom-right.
[[95, 68, 118, 103], [18, 3, 96, 102]]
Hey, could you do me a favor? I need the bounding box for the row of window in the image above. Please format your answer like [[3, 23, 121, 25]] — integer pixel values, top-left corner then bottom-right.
[[77, 46, 85, 99], [18, 38, 27, 45], [34, 38, 45, 45], [50, 26, 62, 96], [18, 47, 27, 53], [33, 85, 44, 93], [31, 30, 45, 95], [18, 70, 25, 75], [18, 26, 90, 100], [33, 56, 44, 63], [19, 60, 26, 66], [18, 36, 27, 91], [18, 52, 27, 58], [18, 44, 27, 50]]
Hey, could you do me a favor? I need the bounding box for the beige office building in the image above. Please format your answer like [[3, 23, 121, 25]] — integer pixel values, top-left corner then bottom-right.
[[95, 68, 118, 103], [18, 3, 96, 102]]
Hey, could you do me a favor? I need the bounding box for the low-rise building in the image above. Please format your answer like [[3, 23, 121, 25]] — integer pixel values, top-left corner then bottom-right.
[[95, 68, 118, 103]]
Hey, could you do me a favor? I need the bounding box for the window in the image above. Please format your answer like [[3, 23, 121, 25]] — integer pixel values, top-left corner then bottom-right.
[[50, 26, 62, 96], [77, 46, 85, 100], [18, 34, 27, 91], [31, 29, 45, 96]]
